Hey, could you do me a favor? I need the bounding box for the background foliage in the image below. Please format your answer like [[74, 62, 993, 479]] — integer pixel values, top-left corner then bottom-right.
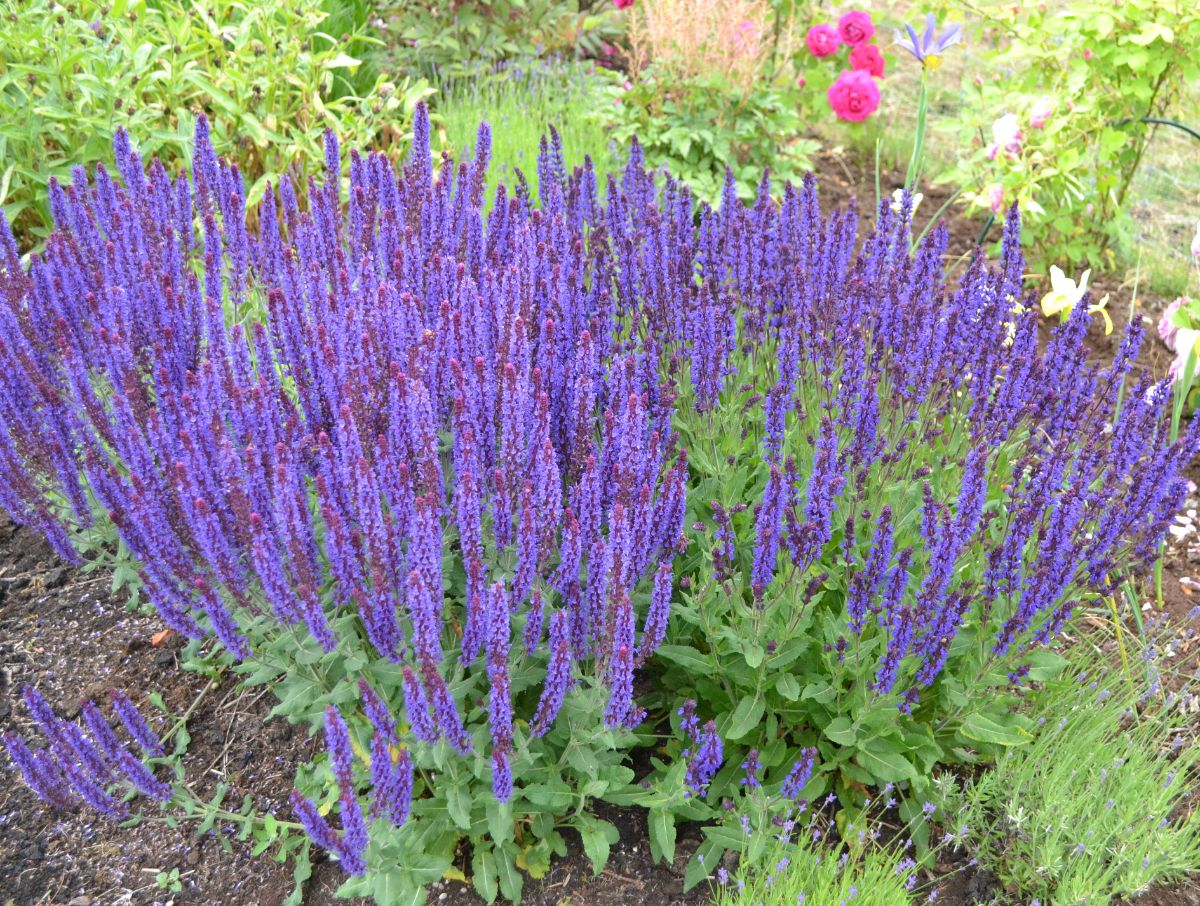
[[942, 0, 1200, 267], [0, 0, 430, 242]]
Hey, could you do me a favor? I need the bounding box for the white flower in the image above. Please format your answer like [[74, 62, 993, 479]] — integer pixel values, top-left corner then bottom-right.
[[890, 188, 923, 216]]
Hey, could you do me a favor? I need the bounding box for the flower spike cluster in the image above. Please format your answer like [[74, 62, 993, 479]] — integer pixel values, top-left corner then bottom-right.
[[4, 687, 171, 818], [2, 102, 1196, 878]]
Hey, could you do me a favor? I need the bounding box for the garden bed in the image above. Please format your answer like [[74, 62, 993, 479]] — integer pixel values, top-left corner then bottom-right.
[[3, 499, 1196, 905], [2, 158, 1197, 900]]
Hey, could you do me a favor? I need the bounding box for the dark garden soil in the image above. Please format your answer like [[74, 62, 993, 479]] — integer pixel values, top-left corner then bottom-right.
[[3, 176, 1199, 906], [0, 513, 712, 904]]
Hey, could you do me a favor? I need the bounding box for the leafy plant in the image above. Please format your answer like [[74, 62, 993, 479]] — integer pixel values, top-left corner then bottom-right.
[[0, 109, 686, 904], [0, 0, 429, 243], [154, 867, 184, 894], [708, 782, 924, 906], [2, 101, 1195, 906], [607, 0, 817, 203], [933, 632, 1200, 903], [631, 198, 1194, 876], [941, 0, 1200, 266], [653, 738, 926, 901], [384, 0, 623, 81], [600, 67, 817, 203], [5, 683, 314, 906]]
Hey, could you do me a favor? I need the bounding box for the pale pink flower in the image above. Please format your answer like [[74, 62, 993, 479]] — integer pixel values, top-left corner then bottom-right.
[[1030, 96, 1055, 129], [1160, 297, 1199, 383], [1159, 296, 1185, 349], [987, 184, 1004, 214], [990, 114, 1023, 157]]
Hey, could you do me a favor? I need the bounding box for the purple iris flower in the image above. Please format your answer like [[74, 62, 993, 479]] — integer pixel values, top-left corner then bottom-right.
[[894, 13, 962, 68]]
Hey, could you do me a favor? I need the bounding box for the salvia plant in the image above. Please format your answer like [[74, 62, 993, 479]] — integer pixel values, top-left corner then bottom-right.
[[0, 100, 1196, 904], [5, 686, 171, 817]]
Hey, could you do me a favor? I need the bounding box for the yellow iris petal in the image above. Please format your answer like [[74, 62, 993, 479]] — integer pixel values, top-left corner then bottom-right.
[[923, 54, 942, 70], [1090, 295, 1113, 335], [1040, 291, 1069, 318]]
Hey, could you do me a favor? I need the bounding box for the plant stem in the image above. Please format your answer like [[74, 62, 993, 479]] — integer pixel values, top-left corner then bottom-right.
[[161, 676, 221, 748]]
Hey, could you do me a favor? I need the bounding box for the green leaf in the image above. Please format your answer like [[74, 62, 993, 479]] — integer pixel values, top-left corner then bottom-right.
[[801, 681, 836, 704], [656, 644, 712, 674], [472, 843, 499, 904], [723, 695, 764, 741], [446, 782, 473, 830], [370, 868, 425, 906], [682, 835, 723, 892], [959, 711, 1034, 747], [486, 798, 514, 846], [854, 738, 918, 783], [775, 673, 801, 701], [742, 641, 765, 669], [823, 716, 857, 746], [270, 676, 321, 720], [324, 52, 363, 69], [648, 808, 676, 863], [524, 783, 574, 810], [577, 815, 619, 874], [1026, 648, 1069, 682], [497, 843, 525, 903]]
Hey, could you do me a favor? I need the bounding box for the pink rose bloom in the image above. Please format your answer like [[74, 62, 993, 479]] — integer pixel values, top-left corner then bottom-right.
[[987, 184, 1004, 214], [1030, 96, 1055, 129], [1083, 48, 1093, 60], [989, 113, 1023, 157], [613, 0, 634, 8], [828, 70, 880, 122], [806, 24, 841, 58], [849, 43, 885, 78], [837, 10, 875, 45]]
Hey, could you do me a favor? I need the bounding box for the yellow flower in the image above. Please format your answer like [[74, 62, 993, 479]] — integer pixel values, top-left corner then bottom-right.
[[1040, 266, 1112, 334]]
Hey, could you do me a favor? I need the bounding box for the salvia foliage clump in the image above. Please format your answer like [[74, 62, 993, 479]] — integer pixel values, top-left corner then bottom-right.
[[0, 103, 1194, 902]]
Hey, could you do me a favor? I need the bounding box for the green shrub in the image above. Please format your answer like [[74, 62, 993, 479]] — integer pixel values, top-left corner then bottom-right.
[[703, 763, 922, 905], [0, 0, 430, 242], [600, 68, 817, 204], [940, 0, 1200, 267], [605, 0, 818, 203], [384, 0, 623, 81]]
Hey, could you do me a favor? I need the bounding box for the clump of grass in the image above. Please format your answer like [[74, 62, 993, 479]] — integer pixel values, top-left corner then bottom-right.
[[710, 793, 921, 906], [713, 840, 916, 906], [934, 630, 1200, 905], [1118, 114, 1200, 299], [434, 59, 616, 198]]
